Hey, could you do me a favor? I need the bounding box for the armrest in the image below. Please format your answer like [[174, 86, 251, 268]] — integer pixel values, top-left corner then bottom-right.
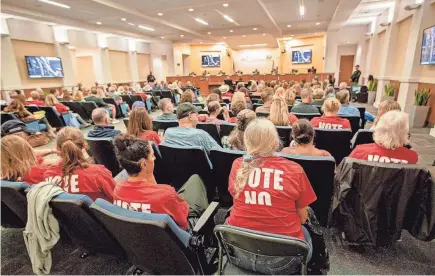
[[193, 201, 220, 235]]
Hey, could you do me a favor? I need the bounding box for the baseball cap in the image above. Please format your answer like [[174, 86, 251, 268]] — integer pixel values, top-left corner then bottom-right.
[[132, 101, 145, 109], [1, 120, 37, 137], [176, 102, 202, 119]]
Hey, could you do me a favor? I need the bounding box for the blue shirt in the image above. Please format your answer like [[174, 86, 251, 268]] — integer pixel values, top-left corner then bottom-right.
[[338, 104, 360, 117], [87, 125, 121, 138], [162, 127, 221, 153]]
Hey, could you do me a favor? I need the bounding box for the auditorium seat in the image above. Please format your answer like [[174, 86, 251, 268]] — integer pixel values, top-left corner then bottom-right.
[[103, 98, 124, 118], [39, 106, 66, 128], [314, 129, 352, 164], [0, 113, 43, 132], [25, 105, 39, 113], [250, 95, 261, 100], [256, 112, 270, 118], [252, 103, 263, 111], [352, 129, 374, 149], [1, 181, 30, 228], [86, 137, 123, 177], [287, 105, 294, 113], [193, 103, 205, 109], [160, 90, 175, 103], [199, 110, 209, 115], [214, 225, 310, 275], [197, 122, 221, 146], [219, 123, 236, 138], [292, 113, 321, 120], [357, 107, 367, 129], [129, 95, 144, 104], [81, 101, 99, 120], [314, 105, 323, 114], [210, 148, 244, 207], [50, 193, 125, 256], [158, 144, 214, 200], [61, 102, 91, 122], [279, 153, 336, 226], [150, 141, 167, 184], [276, 126, 292, 147], [152, 120, 178, 133], [340, 115, 360, 135], [90, 199, 220, 275], [121, 95, 134, 108], [123, 118, 129, 128]]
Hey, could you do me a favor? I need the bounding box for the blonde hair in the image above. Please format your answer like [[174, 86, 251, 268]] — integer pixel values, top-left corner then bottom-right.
[[373, 100, 401, 126], [180, 90, 194, 103], [374, 110, 409, 149], [284, 89, 296, 105], [1, 135, 38, 181], [312, 88, 324, 99], [45, 94, 60, 106], [275, 87, 285, 98], [234, 119, 279, 197], [270, 95, 290, 126], [293, 83, 302, 95], [336, 89, 349, 104], [322, 97, 341, 113], [227, 109, 256, 150], [231, 91, 246, 104], [57, 127, 89, 179], [74, 91, 85, 101]]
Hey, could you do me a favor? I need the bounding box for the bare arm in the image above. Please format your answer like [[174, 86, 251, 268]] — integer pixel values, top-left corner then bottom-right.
[[297, 207, 308, 224], [34, 149, 57, 157]]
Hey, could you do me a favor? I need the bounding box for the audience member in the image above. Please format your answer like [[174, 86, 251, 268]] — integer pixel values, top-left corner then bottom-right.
[[87, 108, 121, 138], [113, 134, 209, 231], [45, 94, 90, 127], [311, 88, 325, 106], [226, 118, 315, 274], [293, 83, 302, 96], [35, 88, 45, 101], [290, 89, 320, 114], [373, 100, 401, 127], [155, 98, 177, 120], [281, 119, 331, 156], [86, 87, 118, 123], [325, 86, 335, 98], [180, 89, 195, 104], [127, 108, 161, 145], [269, 95, 297, 126], [249, 81, 258, 92], [26, 91, 45, 106], [228, 101, 246, 123], [222, 109, 256, 150], [220, 84, 233, 99], [74, 91, 85, 102], [311, 98, 351, 130], [339, 82, 348, 90], [9, 90, 26, 104], [284, 88, 296, 106], [162, 103, 221, 153], [256, 89, 273, 113], [350, 110, 417, 164], [336, 89, 360, 117], [199, 101, 229, 125]]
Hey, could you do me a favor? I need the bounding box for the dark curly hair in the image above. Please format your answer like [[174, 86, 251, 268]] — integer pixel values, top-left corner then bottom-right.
[[291, 119, 315, 145], [114, 134, 151, 176]]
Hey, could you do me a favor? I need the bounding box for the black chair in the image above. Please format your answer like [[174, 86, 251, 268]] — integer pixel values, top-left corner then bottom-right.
[[214, 225, 310, 275], [130, 95, 144, 104], [352, 129, 374, 149], [1, 181, 30, 228], [152, 120, 178, 133], [279, 154, 336, 226], [276, 126, 292, 148], [210, 148, 244, 207], [91, 199, 220, 275], [253, 103, 263, 112], [287, 105, 294, 113], [62, 101, 91, 122], [86, 137, 122, 177], [250, 95, 261, 100], [25, 105, 39, 113], [251, 98, 262, 105], [161, 90, 175, 102], [103, 98, 124, 118], [50, 193, 125, 256], [340, 116, 360, 135], [223, 99, 230, 104], [357, 107, 366, 129], [219, 123, 236, 139], [314, 129, 352, 164], [256, 112, 270, 118], [1, 112, 19, 124], [193, 103, 205, 109], [199, 110, 209, 115], [295, 96, 302, 100], [121, 95, 134, 108], [197, 123, 221, 146], [0, 105, 7, 111], [158, 144, 214, 200], [314, 105, 323, 114], [292, 113, 321, 121], [81, 101, 99, 120], [123, 118, 129, 128], [39, 106, 66, 128]]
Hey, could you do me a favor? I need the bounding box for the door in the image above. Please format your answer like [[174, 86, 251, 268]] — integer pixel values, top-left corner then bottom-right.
[[339, 55, 354, 85]]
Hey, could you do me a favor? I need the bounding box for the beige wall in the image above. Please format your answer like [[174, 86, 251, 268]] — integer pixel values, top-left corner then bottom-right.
[[76, 56, 96, 87], [137, 53, 150, 81], [11, 40, 63, 88], [371, 30, 386, 77], [280, 36, 325, 73], [392, 16, 413, 78], [189, 44, 232, 75], [109, 50, 131, 82], [232, 48, 280, 74]]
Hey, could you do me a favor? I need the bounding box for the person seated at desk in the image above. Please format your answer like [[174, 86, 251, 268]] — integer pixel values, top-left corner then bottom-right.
[[290, 89, 320, 114], [252, 69, 260, 75]]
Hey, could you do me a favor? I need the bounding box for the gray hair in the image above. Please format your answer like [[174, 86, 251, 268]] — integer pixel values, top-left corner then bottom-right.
[[300, 88, 312, 99], [92, 108, 109, 124], [158, 98, 172, 111], [374, 110, 409, 150], [336, 89, 349, 104]]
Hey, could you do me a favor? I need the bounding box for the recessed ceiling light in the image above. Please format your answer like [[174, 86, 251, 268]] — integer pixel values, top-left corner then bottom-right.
[[158, 13, 163, 16], [128, 22, 135, 26], [121, 18, 126, 21], [287, 25, 291, 27], [230, 30, 233, 32], [262, 33, 266, 36], [181, 34, 184, 37], [188, 8, 194, 11], [161, 36, 164, 39], [195, 18, 209, 25], [200, 41, 203, 44], [138, 25, 155, 31], [223, 37, 227, 39], [291, 34, 294, 37], [316, 22, 320, 25], [253, 28, 258, 30], [239, 43, 268, 47], [346, 41, 350, 44], [38, 0, 70, 9], [96, 22, 102, 25], [207, 32, 211, 34], [223, 15, 234, 23], [242, 35, 246, 37], [223, 3, 229, 7]]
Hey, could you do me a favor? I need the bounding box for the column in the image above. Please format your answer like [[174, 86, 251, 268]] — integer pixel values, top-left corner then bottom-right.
[[364, 19, 379, 87], [55, 43, 76, 87], [129, 51, 139, 83]]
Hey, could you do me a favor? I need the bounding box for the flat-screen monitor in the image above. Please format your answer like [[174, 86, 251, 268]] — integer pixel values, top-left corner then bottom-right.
[[352, 85, 361, 93], [421, 25, 435, 65], [292, 49, 312, 64], [25, 56, 64, 78], [201, 53, 220, 67]]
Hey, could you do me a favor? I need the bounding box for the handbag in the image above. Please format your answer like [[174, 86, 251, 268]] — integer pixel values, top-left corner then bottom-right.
[[27, 133, 50, 147], [305, 207, 330, 275]]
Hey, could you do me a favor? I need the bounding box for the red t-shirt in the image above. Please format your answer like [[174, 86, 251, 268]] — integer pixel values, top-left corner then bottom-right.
[[349, 143, 418, 164], [54, 103, 69, 113], [25, 100, 45, 106], [113, 180, 189, 229], [267, 114, 298, 125], [139, 130, 161, 145], [227, 117, 237, 123], [22, 157, 50, 185], [43, 164, 116, 201], [311, 116, 351, 130], [221, 92, 233, 99], [227, 156, 317, 240]]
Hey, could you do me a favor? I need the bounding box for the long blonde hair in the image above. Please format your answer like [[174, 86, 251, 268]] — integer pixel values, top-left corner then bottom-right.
[[234, 119, 279, 198], [45, 94, 60, 106], [231, 91, 246, 104], [284, 88, 296, 105], [373, 100, 401, 126], [57, 127, 89, 178], [74, 91, 85, 101], [1, 135, 38, 181], [269, 95, 290, 126]]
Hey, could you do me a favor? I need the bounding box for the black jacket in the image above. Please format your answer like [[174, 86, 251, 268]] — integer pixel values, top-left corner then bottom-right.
[[330, 158, 435, 246], [147, 74, 156, 83]]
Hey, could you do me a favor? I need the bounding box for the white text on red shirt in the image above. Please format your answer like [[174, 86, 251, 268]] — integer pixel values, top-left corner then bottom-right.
[[319, 122, 343, 129], [244, 168, 284, 206], [114, 200, 151, 213], [368, 154, 409, 164], [45, 175, 79, 193]]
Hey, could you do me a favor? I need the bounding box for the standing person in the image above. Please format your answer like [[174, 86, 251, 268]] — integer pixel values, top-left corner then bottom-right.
[[85, 87, 119, 123], [147, 71, 156, 83], [127, 108, 162, 145], [87, 108, 121, 138], [350, 65, 361, 84]]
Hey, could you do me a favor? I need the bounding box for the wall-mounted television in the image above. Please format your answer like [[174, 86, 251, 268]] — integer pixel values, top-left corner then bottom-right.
[[421, 25, 435, 65], [201, 53, 221, 67], [25, 56, 64, 78], [292, 49, 312, 64]]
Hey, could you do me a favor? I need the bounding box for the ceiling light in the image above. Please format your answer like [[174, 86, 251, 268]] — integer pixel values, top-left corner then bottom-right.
[[287, 24, 291, 27], [188, 8, 194, 11], [121, 18, 126, 21], [300, 5, 305, 16], [223, 15, 234, 23], [262, 33, 266, 36], [223, 3, 229, 7], [195, 18, 209, 25], [96, 22, 102, 25], [158, 13, 163, 16], [316, 22, 320, 25], [230, 30, 233, 32], [207, 32, 211, 34], [67, 45, 75, 49], [138, 25, 155, 31], [346, 41, 350, 44], [200, 41, 203, 44], [239, 43, 268, 47], [253, 28, 258, 30], [180, 34, 184, 37], [242, 35, 246, 37], [128, 22, 135, 26], [38, 0, 70, 9], [223, 37, 227, 39], [161, 36, 164, 39]]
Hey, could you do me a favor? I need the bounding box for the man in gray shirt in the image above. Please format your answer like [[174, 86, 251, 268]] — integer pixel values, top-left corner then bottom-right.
[[290, 89, 320, 114], [162, 102, 221, 153]]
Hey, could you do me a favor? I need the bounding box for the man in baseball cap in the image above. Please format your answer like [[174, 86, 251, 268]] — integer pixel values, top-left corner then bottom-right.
[[176, 102, 202, 120], [1, 120, 37, 137]]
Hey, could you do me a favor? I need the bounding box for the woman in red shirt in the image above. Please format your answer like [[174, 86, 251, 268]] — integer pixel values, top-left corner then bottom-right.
[[45, 94, 90, 127], [113, 134, 209, 231], [227, 118, 316, 274], [350, 110, 418, 164], [127, 108, 162, 145], [1, 135, 59, 184], [43, 127, 116, 201], [268, 94, 297, 126], [311, 98, 351, 130]]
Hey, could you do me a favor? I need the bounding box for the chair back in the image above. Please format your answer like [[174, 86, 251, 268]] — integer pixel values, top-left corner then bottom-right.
[[256, 112, 270, 118], [129, 95, 144, 104], [0, 181, 30, 227], [160, 90, 174, 102], [352, 129, 374, 149], [103, 98, 123, 117], [152, 120, 178, 133], [193, 103, 205, 109], [123, 118, 129, 128], [150, 142, 167, 184], [50, 193, 124, 255], [197, 122, 221, 146], [252, 103, 263, 111], [250, 95, 261, 100], [39, 106, 65, 128], [357, 107, 366, 129], [214, 225, 309, 275], [86, 137, 122, 177], [292, 113, 321, 120], [90, 199, 196, 275], [314, 129, 352, 164], [279, 154, 336, 226], [62, 101, 90, 122], [219, 123, 236, 138], [80, 101, 99, 121], [340, 116, 360, 135], [25, 105, 40, 113], [210, 148, 244, 206], [121, 95, 134, 108], [276, 126, 292, 147]]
